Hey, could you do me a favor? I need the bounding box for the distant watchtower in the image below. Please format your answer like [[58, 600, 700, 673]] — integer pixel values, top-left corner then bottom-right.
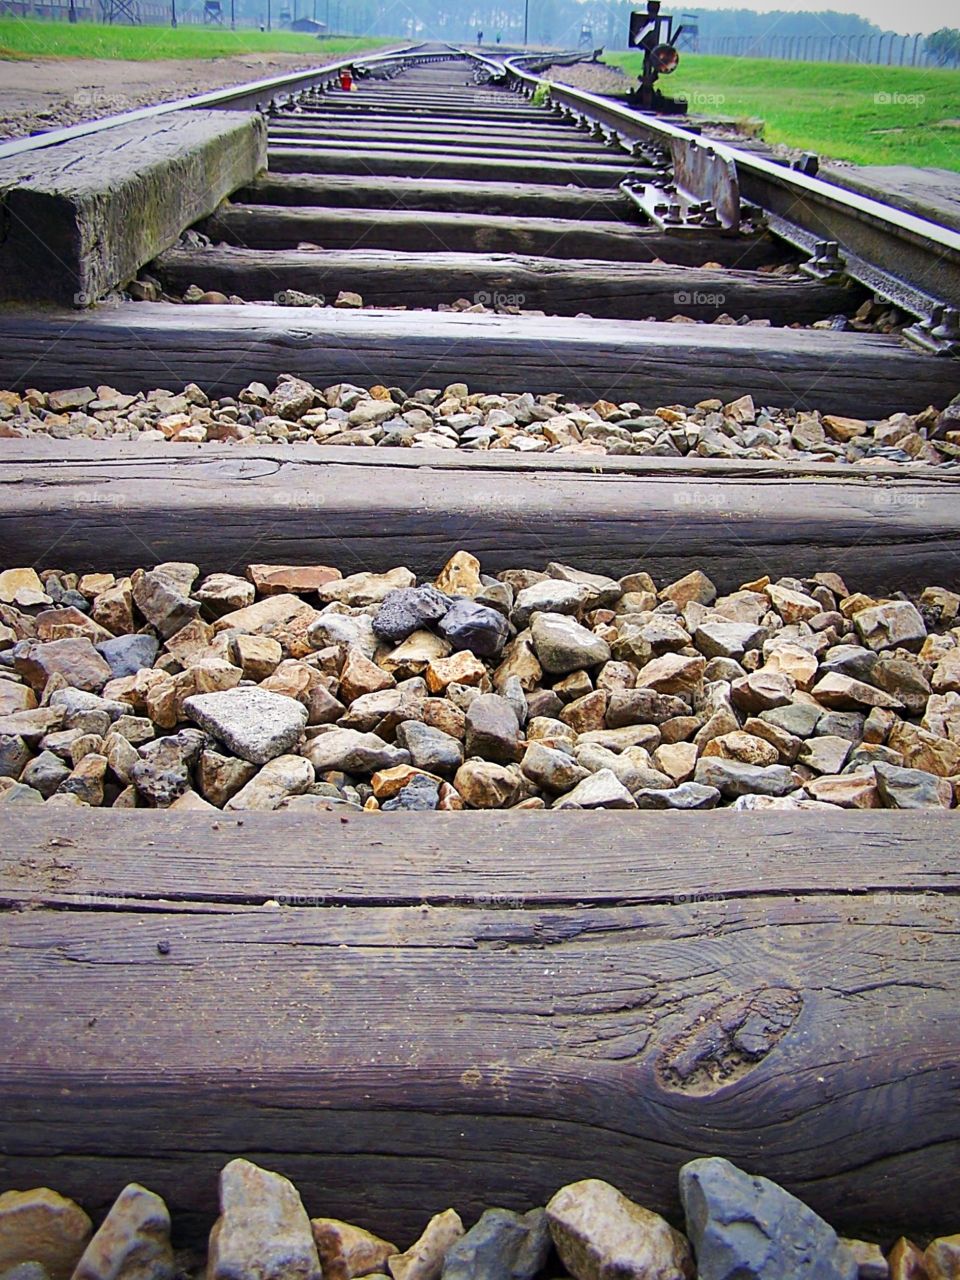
[[101, 0, 141, 23], [204, 0, 224, 22]]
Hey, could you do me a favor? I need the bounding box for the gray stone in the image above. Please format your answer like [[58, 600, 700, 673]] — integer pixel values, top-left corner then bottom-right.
[[874, 761, 952, 809], [184, 687, 308, 764], [207, 1158, 321, 1280], [606, 689, 689, 727], [129, 756, 190, 808], [870, 655, 931, 716], [441, 1208, 549, 1280], [131, 569, 199, 640], [307, 612, 378, 659], [2, 1264, 50, 1280], [695, 621, 765, 660], [381, 775, 441, 811], [512, 580, 592, 628], [21, 749, 71, 797], [694, 758, 795, 798], [71, 1184, 174, 1280], [0, 734, 30, 779], [679, 1156, 858, 1280], [545, 563, 623, 607], [0, 782, 44, 805], [531, 613, 611, 675], [139, 728, 207, 769], [95, 634, 159, 678], [438, 599, 510, 657], [819, 645, 878, 682], [759, 703, 822, 738], [520, 742, 589, 794], [814, 711, 865, 742], [372, 586, 451, 642], [225, 755, 315, 811], [574, 742, 670, 794], [465, 694, 522, 764], [302, 729, 408, 774], [634, 782, 721, 809], [553, 768, 637, 809], [852, 600, 926, 653], [395, 721, 464, 775], [49, 690, 127, 727], [500, 674, 528, 728]]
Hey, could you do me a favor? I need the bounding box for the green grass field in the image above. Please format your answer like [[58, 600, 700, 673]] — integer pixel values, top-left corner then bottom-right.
[[0, 19, 387, 60], [606, 52, 960, 170]]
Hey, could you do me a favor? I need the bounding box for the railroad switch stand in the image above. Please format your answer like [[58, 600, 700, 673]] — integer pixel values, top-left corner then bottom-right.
[[627, 0, 686, 113]]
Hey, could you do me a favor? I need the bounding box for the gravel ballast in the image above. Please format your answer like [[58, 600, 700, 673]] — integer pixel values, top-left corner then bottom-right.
[[1, 554, 959, 813], [2, 378, 959, 468], [0, 1157, 955, 1280]]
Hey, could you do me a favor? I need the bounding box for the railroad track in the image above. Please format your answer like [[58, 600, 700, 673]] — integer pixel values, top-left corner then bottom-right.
[[1, 40, 959, 1266]]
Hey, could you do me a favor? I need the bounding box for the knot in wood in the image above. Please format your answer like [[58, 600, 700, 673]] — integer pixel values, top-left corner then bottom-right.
[[657, 986, 802, 1094]]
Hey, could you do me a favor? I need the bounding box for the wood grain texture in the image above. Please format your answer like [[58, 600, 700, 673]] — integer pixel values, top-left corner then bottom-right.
[[267, 136, 638, 170], [0, 828, 957, 1244], [1, 426, 958, 584], [0, 111, 267, 306], [0, 304, 953, 418], [6, 436, 956, 480], [268, 122, 616, 154], [0, 443, 958, 587], [3, 809, 960, 907], [268, 119, 596, 145], [267, 145, 647, 186], [201, 209, 812, 280], [234, 172, 635, 218]]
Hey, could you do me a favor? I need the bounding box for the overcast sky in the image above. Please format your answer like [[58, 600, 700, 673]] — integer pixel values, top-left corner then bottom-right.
[[683, 0, 957, 35]]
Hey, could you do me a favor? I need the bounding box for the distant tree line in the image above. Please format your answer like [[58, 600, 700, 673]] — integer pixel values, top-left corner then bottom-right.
[[925, 28, 960, 66], [26, 0, 954, 59], [300, 1, 901, 47]]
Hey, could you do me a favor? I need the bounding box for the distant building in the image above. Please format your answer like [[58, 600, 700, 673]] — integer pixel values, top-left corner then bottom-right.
[[288, 15, 326, 30]]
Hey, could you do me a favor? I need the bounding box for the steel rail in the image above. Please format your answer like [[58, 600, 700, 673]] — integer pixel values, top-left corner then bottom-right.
[[503, 57, 960, 351]]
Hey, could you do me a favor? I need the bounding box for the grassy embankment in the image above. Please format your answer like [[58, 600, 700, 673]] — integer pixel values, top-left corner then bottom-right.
[[0, 19, 388, 60], [606, 52, 960, 169]]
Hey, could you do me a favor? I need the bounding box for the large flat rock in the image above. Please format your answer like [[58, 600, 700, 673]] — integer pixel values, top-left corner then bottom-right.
[[0, 110, 267, 305]]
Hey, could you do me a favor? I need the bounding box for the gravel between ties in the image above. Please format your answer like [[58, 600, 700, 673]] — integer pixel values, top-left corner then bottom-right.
[[2, 553, 960, 813], [3, 1155, 952, 1280], [3, 378, 960, 467]]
